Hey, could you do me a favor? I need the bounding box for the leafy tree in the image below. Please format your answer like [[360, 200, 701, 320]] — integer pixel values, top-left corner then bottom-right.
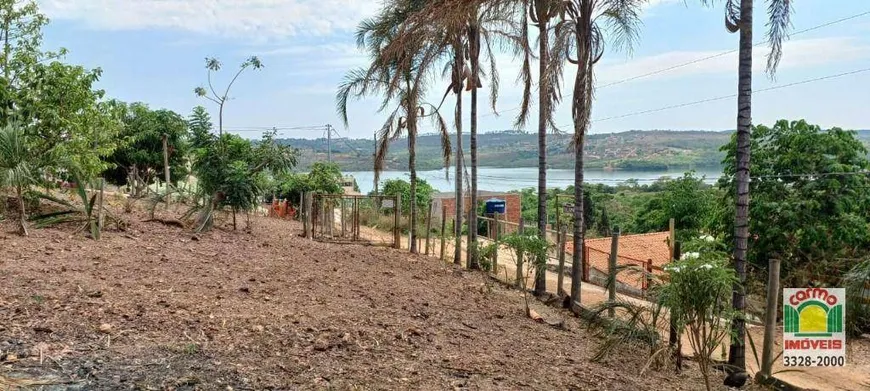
[[378, 177, 435, 215], [634, 172, 718, 237], [0, 123, 35, 235], [194, 56, 263, 137], [275, 162, 344, 204], [104, 102, 190, 196], [719, 120, 870, 286], [188, 105, 213, 149], [191, 130, 296, 231]]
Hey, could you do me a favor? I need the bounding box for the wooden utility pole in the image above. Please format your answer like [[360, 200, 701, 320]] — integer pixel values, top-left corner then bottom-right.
[[162, 133, 171, 207], [760, 258, 781, 379], [607, 227, 620, 318], [440, 205, 447, 261]]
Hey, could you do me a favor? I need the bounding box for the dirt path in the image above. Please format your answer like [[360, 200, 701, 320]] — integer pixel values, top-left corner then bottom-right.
[[1, 210, 734, 390], [344, 217, 870, 391]]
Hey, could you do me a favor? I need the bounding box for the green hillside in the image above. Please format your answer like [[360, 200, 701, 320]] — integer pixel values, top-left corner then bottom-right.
[[280, 129, 870, 171]]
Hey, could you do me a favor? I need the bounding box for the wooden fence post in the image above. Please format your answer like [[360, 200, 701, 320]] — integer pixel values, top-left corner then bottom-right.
[[304, 193, 313, 240], [558, 224, 566, 297], [394, 194, 401, 249], [760, 258, 781, 379], [425, 202, 433, 255], [440, 205, 447, 261], [161, 133, 171, 208], [645, 259, 653, 293], [341, 198, 347, 237], [492, 213, 500, 275], [607, 227, 621, 318], [516, 215, 525, 288], [670, 241, 682, 372], [96, 178, 105, 240], [668, 218, 676, 261]]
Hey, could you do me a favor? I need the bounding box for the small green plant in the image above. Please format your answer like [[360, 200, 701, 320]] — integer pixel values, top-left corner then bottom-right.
[[500, 230, 549, 315], [183, 343, 200, 355], [659, 254, 737, 391], [31, 175, 114, 240], [843, 258, 870, 337], [31, 295, 44, 304]]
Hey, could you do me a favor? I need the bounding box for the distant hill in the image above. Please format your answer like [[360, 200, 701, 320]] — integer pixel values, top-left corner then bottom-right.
[[279, 128, 869, 171]]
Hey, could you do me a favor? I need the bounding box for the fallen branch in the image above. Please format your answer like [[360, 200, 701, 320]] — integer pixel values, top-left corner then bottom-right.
[[143, 218, 185, 228]]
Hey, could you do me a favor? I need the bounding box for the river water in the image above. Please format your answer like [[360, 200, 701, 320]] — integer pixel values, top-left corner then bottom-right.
[[346, 166, 722, 194]]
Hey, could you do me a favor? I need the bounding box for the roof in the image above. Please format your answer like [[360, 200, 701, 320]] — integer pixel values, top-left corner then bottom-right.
[[570, 231, 671, 269], [432, 191, 516, 199]]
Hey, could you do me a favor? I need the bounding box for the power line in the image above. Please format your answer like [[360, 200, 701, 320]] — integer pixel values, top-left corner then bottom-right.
[[480, 10, 870, 119], [555, 66, 870, 128]]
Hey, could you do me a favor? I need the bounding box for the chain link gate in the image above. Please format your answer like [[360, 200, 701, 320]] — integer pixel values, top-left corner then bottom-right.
[[305, 193, 401, 248]]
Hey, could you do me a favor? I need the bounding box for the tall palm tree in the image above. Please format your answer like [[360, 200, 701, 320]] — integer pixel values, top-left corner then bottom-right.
[[529, 0, 564, 296], [697, 0, 792, 377], [554, 0, 644, 307], [336, 1, 451, 254], [375, 0, 511, 266], [0, 123, 35, 235]]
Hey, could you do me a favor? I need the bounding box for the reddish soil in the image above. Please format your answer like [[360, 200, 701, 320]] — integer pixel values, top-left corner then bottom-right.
[[2, 207, 731, 390]]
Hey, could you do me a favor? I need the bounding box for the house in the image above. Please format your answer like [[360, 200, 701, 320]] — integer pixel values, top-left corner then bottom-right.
[[568, 231, 671, 296], [431, 191, 522, 226]]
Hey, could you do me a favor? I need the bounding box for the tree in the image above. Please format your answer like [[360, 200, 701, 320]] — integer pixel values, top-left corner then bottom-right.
[[379, 177, 435, 215], [0, 123, 35, 235], [635, 172, 717, 236], [194, 56, 263, 138], [336, 0, 451, 254], [191, 130, 296, 231], [188, 105, 213, 149], [555, 0, 645, 307], [719, 120, 870, 286], [698, 0, 794, 373], [529, 0, 565, 295], [105, 102, 190, 196]]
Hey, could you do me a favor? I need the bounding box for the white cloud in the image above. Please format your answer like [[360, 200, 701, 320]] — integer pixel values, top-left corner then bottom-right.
[[39, 0, 380, 40], [596, 37, 870, 85]]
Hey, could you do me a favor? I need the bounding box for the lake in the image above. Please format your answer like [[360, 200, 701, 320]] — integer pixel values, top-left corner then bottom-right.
[[346, 166, 723, 194]]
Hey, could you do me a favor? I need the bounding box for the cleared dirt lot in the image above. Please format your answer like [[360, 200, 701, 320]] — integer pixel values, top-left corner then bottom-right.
[[2, 210, 736, 390]]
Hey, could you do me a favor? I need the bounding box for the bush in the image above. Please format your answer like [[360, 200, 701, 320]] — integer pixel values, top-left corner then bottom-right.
[[844, 258, 870, 337], [658, 249, 737, 391]]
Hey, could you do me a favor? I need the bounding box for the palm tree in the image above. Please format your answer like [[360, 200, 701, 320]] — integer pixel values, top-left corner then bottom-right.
[[0, 123, 35, 235], [336, 1, 451, 254], [699, 0, 792, 376], [529, 0, 564, 296], [553, 0, 644, 308]]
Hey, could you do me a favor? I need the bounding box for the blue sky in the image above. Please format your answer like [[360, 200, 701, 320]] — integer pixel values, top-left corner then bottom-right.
[[40, 0, 870, 140]]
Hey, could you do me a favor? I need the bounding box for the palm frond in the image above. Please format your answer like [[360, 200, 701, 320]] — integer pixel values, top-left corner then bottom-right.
[[765, 0, 793, 76]]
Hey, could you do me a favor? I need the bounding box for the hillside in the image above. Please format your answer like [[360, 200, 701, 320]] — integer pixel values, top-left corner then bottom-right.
[[282, 130, 734, 171], [283, 128, 870, 171]]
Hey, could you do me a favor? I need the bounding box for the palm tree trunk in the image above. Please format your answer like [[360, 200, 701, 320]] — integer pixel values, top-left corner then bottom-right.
[[453, 48, 464, 266], [534, 18, 550, 296], [728, 0, 753, 373], [571, 136, 585, 306], [409, 100, 419, 254], [467, 21, 481, 270], [16, 184, 27, 236]]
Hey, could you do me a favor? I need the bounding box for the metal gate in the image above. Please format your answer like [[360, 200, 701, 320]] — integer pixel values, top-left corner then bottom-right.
[[304, 193, 401, 248]]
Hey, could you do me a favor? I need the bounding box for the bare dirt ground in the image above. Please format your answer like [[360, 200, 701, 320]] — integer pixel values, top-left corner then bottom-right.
[[346, 216, 870, 390], [0, 207, 733, 390]]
